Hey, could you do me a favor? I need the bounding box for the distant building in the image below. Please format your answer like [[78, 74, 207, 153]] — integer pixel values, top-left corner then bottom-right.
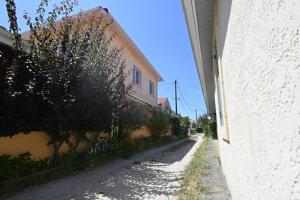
[[157, 97, 172, 114], [189, 119, 196, 131], [182, 0, 300, 199]]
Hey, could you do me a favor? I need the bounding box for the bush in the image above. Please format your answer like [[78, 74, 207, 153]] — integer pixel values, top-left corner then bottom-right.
[[60, 151, 88, 171], [0, 152, 52, 181], [170, 115, 190, 138], [170, 116, 181, 136], [196, 126, 203, 133], [197, 115, 217, 139], [148, 110, 170, 140], [180, 117, 190, 137]]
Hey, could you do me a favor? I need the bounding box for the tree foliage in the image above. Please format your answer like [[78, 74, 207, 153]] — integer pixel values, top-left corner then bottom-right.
[[2, 0, 131, 161], [170, 115, 190, 138], [197, 114, 217, 139], [148, 109, 170, 139], [0, 0, 37, 136], [180, 116, 190, 136]]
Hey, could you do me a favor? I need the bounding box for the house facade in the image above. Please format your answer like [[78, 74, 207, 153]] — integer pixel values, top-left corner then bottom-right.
[[95, 6, 163, 138], [182, 0, 300, 199], [102, 7, 163, 106]]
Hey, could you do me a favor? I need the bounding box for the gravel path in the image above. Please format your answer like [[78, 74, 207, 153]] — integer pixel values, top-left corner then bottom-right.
[[6, 136, 203, 200]]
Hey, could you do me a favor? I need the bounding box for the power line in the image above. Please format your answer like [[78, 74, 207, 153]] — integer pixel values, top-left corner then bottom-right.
[[178, 98, 191, 116], [159, 84, 173, 96], [159, 80, 206, 117], [180, 87, 199, 107], [178, 84, 206, 113], [158, 82, 173, 86], [180, 82, 202, 90], [178, 86, 193, 112], [178, 84, 193, 113]]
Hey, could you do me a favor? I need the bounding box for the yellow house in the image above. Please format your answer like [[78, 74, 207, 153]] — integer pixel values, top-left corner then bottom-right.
[[0, 6, 163, 159]]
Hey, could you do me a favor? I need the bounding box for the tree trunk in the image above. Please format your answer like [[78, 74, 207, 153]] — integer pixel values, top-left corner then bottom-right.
[[52, 140, 63, 166], [53, 141, 59, 165]]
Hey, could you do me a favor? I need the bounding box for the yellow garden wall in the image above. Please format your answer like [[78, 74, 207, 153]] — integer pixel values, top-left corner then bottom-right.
[[0, 131, 53, 160], [0, 126, 152, 160], [129, 126, 151, 138], [0, 131, 77, 160]]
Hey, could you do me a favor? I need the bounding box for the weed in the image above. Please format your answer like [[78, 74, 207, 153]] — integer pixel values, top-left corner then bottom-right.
[[178, 137, 209, 200]]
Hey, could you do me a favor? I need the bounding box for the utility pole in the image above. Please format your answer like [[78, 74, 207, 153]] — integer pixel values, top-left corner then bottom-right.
[[175, 79, 178, 115], [195, 109, 198, 121]]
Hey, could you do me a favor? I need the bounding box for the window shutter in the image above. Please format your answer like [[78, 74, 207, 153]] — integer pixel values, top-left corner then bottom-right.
[[139, 70, 142, 85], [133, 67, 136, 82]]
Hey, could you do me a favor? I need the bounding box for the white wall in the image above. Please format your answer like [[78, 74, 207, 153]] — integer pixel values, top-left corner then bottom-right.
[[215, 0, 300, 199]]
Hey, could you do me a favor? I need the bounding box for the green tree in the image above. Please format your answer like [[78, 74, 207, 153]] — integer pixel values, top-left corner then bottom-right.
[[180, 116, 190, 137], [148, 109, 170, 140], [0, 0, 38, 136], [197, 114, 217, 139], [4, 0, 131, 162]]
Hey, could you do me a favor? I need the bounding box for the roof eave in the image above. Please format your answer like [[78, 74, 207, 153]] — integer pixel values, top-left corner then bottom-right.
[[181, 0, 215, 114], [0, 29, 13, 47], [107, 9, 164, 82]]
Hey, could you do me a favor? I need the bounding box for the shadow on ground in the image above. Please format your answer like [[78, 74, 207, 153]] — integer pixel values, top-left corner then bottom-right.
[[82, 140, 197, 200], [6, 139, 198, 200]]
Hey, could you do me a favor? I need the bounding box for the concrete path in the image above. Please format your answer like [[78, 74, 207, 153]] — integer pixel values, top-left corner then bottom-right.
[[200, 140, 231, 200], [6, 136, 203, 200]]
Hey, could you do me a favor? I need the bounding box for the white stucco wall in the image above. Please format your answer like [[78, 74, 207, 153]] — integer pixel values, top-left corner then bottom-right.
[[215, 0, 300, 199]]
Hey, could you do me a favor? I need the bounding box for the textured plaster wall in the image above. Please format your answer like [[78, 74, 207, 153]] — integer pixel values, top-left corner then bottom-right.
[[215, 0, 300, 199]]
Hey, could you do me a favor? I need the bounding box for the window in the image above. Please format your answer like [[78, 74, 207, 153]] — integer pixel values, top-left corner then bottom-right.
[[216, 65, 224, 126], [133, 66, 142, 85], [149, 80, 154, 96], [214, 46, 230, 143]]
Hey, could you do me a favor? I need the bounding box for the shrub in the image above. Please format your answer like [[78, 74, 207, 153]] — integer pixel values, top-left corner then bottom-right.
[[170, 115, 190, 138], [60, 151, 88, 171], [148, 110, 170, 140], [196, 126, 203, 133], [197, 114, 217, 139], [0, 152, 51, 181], [180, 116, 190, 137], [170, 116, 181, 136]]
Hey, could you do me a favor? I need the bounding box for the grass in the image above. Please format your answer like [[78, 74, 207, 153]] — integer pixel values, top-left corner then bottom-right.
[[178, 136, 209, 200]]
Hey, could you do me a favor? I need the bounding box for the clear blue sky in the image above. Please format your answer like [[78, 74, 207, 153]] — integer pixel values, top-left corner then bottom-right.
[[0, 0, 207, 119]]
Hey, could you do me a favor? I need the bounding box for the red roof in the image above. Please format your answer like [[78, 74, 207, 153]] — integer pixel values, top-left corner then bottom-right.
[[157, 97, 167, 105]]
